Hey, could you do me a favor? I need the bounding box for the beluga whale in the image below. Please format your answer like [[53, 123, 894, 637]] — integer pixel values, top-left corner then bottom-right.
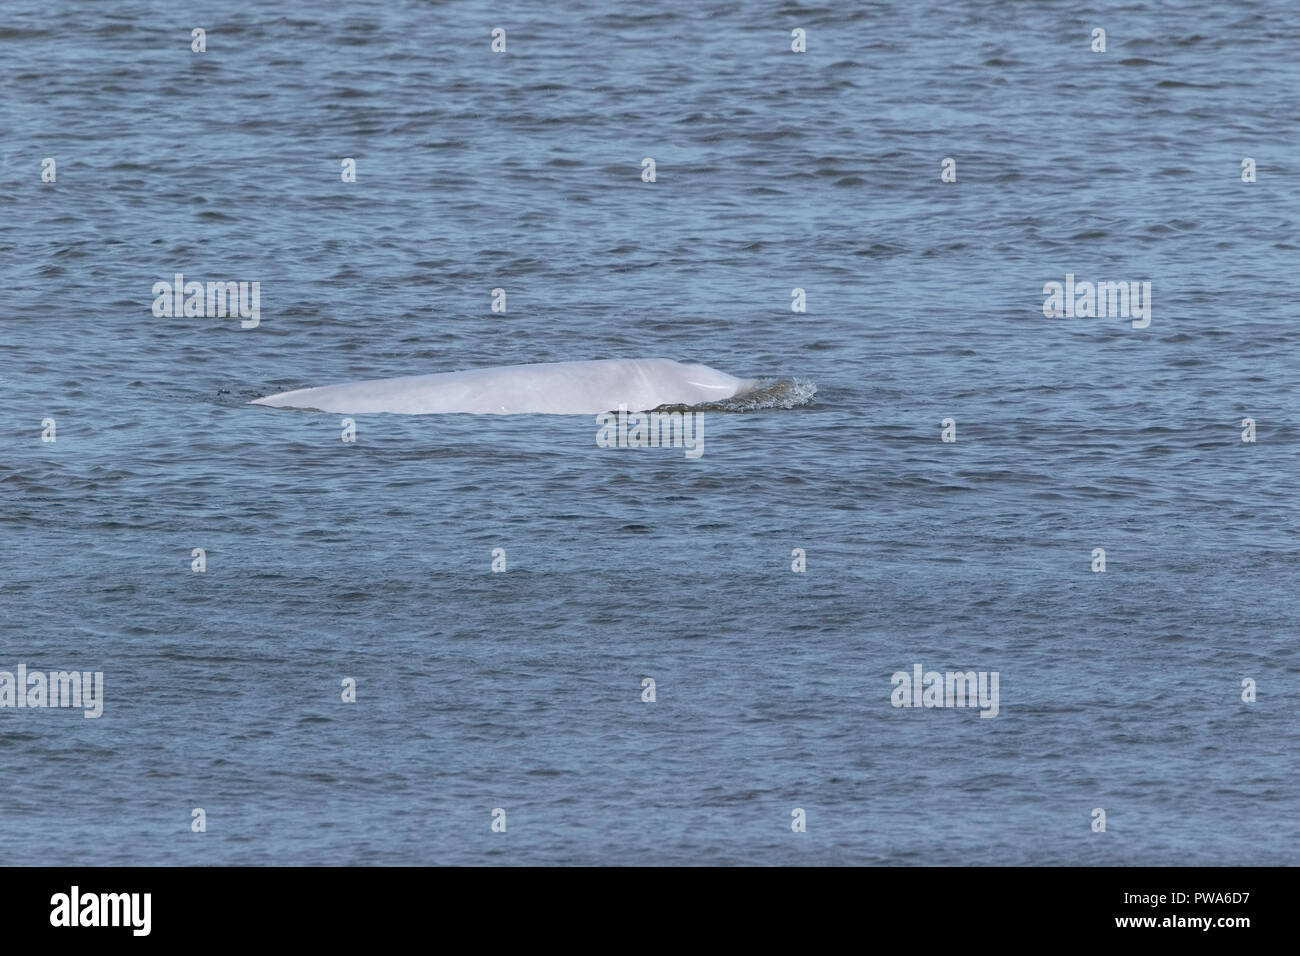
[[251, 358, 758, 415]]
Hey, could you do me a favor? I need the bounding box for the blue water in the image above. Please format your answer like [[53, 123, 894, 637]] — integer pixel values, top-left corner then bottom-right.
[[2, 0, 1298, 865]]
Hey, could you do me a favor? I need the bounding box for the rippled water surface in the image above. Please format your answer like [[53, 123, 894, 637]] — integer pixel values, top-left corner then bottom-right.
[[2, 0, 1298, 864]]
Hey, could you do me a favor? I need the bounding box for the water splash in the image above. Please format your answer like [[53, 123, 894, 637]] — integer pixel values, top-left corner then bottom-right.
[[658, 378, 818, 413]]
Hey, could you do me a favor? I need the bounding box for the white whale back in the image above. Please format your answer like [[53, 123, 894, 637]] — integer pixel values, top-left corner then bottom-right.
[[251, 358, 756, 414]]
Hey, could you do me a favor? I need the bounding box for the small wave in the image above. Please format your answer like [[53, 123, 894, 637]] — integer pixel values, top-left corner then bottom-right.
[[660, 378, 818, 413]]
